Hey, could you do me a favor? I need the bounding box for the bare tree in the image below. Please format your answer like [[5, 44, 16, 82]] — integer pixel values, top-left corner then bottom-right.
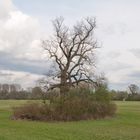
[[43, 17, 98, 96], [128, 84, 139, 95]]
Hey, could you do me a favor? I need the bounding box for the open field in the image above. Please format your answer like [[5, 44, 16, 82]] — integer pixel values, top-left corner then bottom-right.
[[0, 100, 139, 140]]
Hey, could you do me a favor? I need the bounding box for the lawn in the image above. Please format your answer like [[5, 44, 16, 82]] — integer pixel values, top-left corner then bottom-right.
[[0, 100, 139, 140]]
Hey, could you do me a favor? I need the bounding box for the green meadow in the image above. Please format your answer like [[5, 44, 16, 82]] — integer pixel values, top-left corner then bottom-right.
[[0, 100, 139, 140]]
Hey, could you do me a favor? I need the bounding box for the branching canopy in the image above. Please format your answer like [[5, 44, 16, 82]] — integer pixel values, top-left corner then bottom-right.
[[43, 17, 98, 93]]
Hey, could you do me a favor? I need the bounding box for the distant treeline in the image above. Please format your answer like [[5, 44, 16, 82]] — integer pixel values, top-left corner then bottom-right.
[[110, 90, 140, 101], [0, 83, 140, 101], [0, 84, 45, 100], [110, 84, 140, 101]]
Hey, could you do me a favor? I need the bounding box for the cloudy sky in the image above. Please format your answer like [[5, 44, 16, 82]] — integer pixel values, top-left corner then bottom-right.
[[0, 0, 140, 90]]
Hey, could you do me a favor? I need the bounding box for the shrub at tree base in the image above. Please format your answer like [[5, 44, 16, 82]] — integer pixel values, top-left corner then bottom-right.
[[12, 88, 117, 121], [13, 101, 116, 121]]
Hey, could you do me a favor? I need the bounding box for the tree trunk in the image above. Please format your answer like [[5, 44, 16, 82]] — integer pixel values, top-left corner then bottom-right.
[[60, 71, 69, 97]]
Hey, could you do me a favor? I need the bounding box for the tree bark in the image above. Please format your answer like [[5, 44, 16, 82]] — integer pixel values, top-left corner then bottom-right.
[[60, 70, 69, 96]]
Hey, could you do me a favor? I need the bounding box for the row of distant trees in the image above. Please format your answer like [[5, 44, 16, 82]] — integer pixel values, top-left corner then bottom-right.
[[0, 83, 52, 101], [0, 84, 43, 100], [0, 84, 21, 93], [0, 83, 140, 101], [110, 84, 140, 101]]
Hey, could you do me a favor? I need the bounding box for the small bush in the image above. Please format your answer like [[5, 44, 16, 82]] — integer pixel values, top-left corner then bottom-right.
[[12, 87, 117, 121]]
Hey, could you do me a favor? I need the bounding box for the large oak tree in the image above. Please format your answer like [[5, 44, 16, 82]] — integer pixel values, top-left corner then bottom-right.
[[43, 17, 98, 95]]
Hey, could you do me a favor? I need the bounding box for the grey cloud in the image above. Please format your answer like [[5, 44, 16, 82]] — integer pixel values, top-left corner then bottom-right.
[[107, 51, 121, 59], [117, 71, 140, 89], [0, 51, 49, 75], [128, 71, 140, 79], [109, 82, 129, 90], [103, 61, 131, 72], [0, 71, 14, 76], [130, 48, 140, 59], [101, 22, 128, 36]]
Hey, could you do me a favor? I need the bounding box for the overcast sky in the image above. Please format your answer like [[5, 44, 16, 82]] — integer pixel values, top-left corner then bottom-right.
[[0, 0, 140, 90]]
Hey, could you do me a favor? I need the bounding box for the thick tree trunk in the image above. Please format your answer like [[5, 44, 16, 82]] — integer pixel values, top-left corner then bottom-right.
[[60, 71, 69, 97]]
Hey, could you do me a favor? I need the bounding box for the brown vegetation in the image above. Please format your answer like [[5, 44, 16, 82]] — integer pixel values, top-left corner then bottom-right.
[[13, 87, 117, 121]]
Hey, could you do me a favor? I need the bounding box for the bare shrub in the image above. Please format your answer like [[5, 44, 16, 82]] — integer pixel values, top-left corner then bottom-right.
[[13, 87, 117, 121]]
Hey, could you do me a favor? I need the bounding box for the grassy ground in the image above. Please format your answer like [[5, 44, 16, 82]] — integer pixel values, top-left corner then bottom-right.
[[0, 100, 139, 140]]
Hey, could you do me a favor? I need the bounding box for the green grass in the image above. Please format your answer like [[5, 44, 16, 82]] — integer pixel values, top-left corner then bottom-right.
[[0, 100, 139, 140]]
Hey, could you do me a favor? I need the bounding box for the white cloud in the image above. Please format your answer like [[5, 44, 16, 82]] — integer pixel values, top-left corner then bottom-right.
[[93, 1, 140, 90], [0, 0, 46, 88], [130, 48, 140, 59], [0, 10, 42, 54], [0, 0, 14, 19], [0, 69, 43, 88]]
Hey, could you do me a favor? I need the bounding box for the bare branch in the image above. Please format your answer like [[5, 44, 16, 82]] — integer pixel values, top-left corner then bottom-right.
[[42, 17, 98, 94]]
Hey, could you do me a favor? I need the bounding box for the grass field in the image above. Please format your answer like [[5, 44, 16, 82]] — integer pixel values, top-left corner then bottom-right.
[[0, 100, 139, 140]]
